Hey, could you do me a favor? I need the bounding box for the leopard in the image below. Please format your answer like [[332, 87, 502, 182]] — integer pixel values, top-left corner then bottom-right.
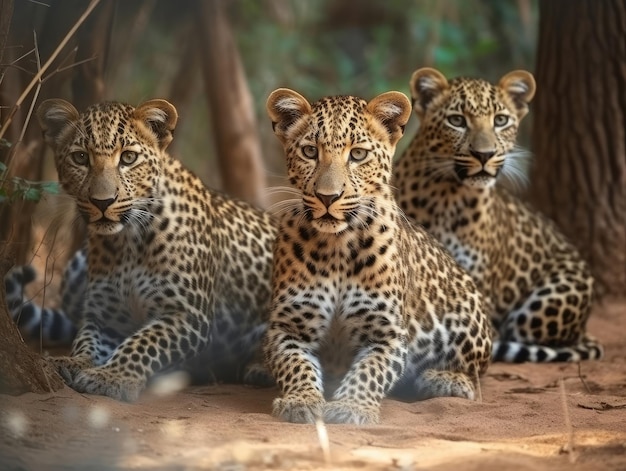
[[263, 87, 492, 425], [394, 67, 603, 363], [34, 97, 277, 401]]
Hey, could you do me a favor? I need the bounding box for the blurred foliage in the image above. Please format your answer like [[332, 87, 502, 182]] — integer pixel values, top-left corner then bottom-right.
[[0, 161, 59, 204], [5, 0, 538, 187], [230, 0, 536, 99]]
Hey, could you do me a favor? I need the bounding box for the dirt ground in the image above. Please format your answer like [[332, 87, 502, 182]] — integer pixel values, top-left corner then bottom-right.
[[0, 301, 625, 471]]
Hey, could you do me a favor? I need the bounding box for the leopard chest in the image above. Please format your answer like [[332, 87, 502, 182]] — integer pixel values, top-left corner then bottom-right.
[[417, 186, 504, 278], [276, 219, 403, 310], [86, 229, 207, 330]]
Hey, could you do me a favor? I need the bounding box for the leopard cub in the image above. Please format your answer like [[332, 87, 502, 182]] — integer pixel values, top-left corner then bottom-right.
[[394, 68, 603, 362], [35, 98, 276, 401], [264, 88, 492, 425]]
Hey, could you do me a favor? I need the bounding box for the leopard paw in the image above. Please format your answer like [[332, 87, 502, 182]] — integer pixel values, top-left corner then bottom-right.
[[323, 400, 379, 425], [272, 395, 325, 424], [413, 369, 475, 400], [71, 367, 146, 402], [49, 356, 92, 383], [243, 362, 275, 387]]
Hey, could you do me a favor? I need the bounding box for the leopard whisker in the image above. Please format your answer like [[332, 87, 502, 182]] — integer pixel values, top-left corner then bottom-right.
[[264, 186, 302, 197], [500, 146, 531, 193], [417, 157, 456, 183], [267, 198, 303, 217]]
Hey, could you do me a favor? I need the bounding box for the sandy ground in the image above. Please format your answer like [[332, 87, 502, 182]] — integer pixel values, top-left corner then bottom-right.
[[0, 302, 625, 471]]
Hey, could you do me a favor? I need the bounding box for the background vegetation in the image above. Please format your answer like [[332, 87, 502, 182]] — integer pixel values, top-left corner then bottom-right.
[[4, 0, 537, 183], [119, 0, 537, 181]]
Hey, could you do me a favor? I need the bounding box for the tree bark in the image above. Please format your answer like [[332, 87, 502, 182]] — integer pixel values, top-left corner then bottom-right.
[[529, 0, 626, 298], [195, 0, 267, 207], [0, 253, 64, 395], [0, 0, 13, 82]]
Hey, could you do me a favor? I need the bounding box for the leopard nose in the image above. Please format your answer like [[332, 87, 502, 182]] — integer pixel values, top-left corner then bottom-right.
[[315, 191, 342, 209], [90, 196, 117, 213], [469, 149, 496, 164]]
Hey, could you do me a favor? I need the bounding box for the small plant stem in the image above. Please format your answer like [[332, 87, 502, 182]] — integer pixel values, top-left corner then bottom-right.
[[0, 0, 101, 141]]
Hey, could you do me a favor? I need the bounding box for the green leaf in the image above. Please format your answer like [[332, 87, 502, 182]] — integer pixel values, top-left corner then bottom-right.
[[38, 181, 60, 194], [24, 187, 42, 202]]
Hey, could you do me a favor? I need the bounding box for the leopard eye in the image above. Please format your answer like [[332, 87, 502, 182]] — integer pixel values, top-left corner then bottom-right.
[[70, 151, 89, 166], [301, 145, 318, 159], [349, 148, 368, 162], [447, 114, 466, 128], [494, 114, 509, 127], [120, 150, 138, 166]]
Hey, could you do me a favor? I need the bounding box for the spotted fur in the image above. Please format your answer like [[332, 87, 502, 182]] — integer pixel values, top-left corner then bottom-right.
[[394, 68, 603, 362], [35, 98, 276, 401], [264, 89, 492, 425]]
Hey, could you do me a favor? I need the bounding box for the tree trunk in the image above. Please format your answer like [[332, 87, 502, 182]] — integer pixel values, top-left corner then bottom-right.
[[529, 0, 626, 299], [195, 0, 267, 207], [0, 253, 64, 395], [167, 23, 200, 157], [0, 0, 13, 82], [71, 0, 115, 111]]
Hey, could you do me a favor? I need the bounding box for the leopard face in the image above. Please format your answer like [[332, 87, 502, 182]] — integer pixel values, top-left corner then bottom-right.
[[37, 100, 175, 236], [267, 90, 408, 234], [409, 68, 535, 189]]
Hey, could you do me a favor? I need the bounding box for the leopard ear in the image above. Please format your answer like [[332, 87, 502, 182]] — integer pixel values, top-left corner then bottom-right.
[[36, 99, 80, 149], [409, 67, 449, 118], [134, 99, 178, 150], [498, 70, 536, 120], [266, 88, 312, 143], [367, 91, 412, 145]]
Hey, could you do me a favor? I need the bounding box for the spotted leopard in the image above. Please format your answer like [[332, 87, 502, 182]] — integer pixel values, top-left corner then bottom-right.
[[35, 98, 276, 401], [394, 68, 603, 362], [263, 88, 492, 425]]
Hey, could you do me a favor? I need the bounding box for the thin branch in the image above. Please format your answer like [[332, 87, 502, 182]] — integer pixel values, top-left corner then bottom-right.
[[2, 46, 37, 69], [55, 55, 96, 75], [28, 1, 52, 7], [0, 47, 37, 87], [577, 362, 591, 394], [16, 31, 42, 146], [0, 0, 101, 140]]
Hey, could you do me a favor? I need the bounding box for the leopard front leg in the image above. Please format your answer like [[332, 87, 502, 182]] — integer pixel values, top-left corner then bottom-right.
[[404, 290, 492, 401], [263, 299, 330, 424], [69, 310, 211, 402], [51, 314, 109, 383], [325, 309, 407, 425]]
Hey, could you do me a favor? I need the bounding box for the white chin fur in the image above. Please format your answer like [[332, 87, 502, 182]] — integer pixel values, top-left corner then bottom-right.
[[462, 176, 497, 189], [89, 221, 125, 236], [312, 218, 348, 234]]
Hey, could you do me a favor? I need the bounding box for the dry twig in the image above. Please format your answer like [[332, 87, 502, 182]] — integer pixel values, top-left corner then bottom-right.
[[559, 378, 577, 463], [0, 0, 101, 141]]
